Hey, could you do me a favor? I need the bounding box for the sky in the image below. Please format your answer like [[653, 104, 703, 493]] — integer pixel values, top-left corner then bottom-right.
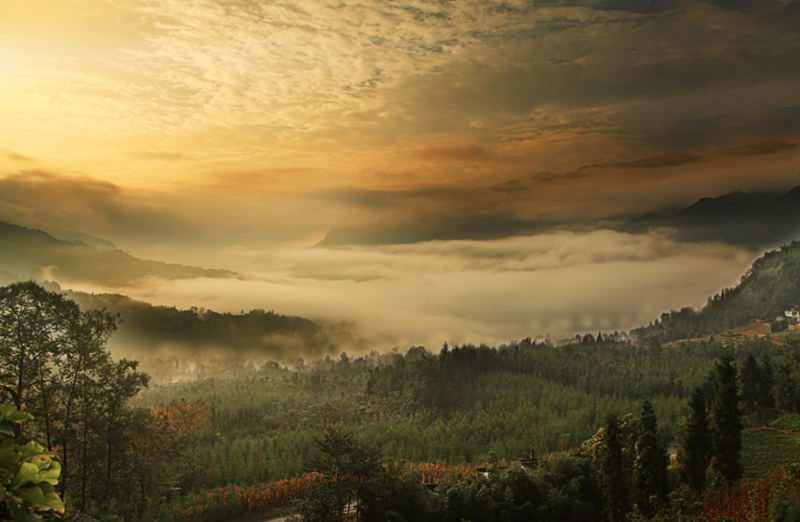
[[2, 0, 800, 353]]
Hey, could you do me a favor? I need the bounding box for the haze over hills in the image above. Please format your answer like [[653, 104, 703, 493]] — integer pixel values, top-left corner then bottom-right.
[[0, 220, 238, 286], [2, 181, 800, 356], [62, 289, 356, 363]]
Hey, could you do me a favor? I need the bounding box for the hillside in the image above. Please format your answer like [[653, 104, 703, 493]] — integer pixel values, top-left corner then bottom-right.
[[633, 241, 800, 341], [0, 220, 237, 286], [63, 290, 344, 364]]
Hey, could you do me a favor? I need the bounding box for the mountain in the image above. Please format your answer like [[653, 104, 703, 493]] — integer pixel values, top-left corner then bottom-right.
[[632, 240, 800, 341], [0, 221, 237, 286], [624, 186, 800, 248], [62, 289, 334, 360], [44, 226, 118, 250]]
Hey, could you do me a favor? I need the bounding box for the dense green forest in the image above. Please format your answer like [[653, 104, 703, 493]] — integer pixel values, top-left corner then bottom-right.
[[5, 238, 800, 521]]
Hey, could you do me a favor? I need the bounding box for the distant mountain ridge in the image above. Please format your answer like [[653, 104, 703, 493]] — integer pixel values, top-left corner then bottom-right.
[[624, 185, 800, 247], [0, 220, 237, 286], [44, 226, 118, 250], [632, 240, 800, 341]]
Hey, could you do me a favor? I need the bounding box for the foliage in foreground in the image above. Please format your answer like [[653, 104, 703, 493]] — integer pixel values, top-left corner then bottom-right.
[[1, 382, 65, 521]]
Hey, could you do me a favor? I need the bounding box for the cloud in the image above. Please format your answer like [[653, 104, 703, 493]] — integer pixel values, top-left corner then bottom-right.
[[724, 139, 799, 157], [3, 132, 799, 258], [129, 152, 187, 161], [415, 143, 497, 162], [0, 149, 36, 163], [55, 229, 760, 352], [0, 171, 193, 246], [4, 0, 800, 191]]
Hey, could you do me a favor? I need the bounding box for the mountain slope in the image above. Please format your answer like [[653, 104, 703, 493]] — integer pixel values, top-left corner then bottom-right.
[[633, 241, 800, 341], [625, 186, 800, 248], [0, 221, 237, 286]]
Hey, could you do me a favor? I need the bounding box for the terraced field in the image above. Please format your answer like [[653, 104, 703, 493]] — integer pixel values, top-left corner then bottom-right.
[[742, 416, 800, 477]]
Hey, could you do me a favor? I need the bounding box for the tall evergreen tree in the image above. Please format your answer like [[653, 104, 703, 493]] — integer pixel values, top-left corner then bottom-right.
[[682, 387, 712, 492], [757, 355, 775, 411], [710, 352, 743, 484], [740, 354, 760, 412], [600, 414, 628, 522], [634, 400, 668, 514]]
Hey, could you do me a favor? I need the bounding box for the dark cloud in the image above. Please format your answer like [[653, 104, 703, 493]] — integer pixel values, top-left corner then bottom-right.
[[724, 139, 799, 157], [0, 171, 190, 246], [381, 0, 800, 158], [599, 0, 678, 13], [566, 151, 707, 173], [0, 149, 36, 163], [317, 212, 551, 247], [493, 178, 530, 193], [615, 151, 705, 169]]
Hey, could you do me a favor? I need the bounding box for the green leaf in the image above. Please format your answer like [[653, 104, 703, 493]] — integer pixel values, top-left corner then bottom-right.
[[37, 484, 64, 511], [0, 445, 21, 470], [16, 483, 45, 509], [0, 404, 32, 424], [6, 411, 33, 424], [9, 462, 40, 489], [37, 461, 60, 486], [18, 442, 53, 459], [0, 419, 13, 436]]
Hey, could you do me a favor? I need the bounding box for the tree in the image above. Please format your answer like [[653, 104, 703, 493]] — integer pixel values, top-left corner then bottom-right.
[[710, 353, 743, 484], [633, 400, 668, 514], [0, 282, 149, 517], [740, 354, 760, 412], [296, 427, 383, 522], [774, 352, 800, 412], [599, 415, 628, 522], [0, 282, 79, 415], [756, 355, 775, 412], [682, 387, 711, 492]]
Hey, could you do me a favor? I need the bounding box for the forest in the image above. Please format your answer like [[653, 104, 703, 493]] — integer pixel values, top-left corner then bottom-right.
[[3, 241, 800, 521]]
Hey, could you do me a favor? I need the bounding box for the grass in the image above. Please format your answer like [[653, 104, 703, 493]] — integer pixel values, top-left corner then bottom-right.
[[742, 427, 800, 478]]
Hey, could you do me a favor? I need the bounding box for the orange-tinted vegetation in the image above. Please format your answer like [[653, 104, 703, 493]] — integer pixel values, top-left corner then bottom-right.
[[694, 469, 800, 522]]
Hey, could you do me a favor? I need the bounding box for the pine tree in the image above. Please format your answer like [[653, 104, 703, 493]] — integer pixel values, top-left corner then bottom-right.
[[710, 352, 743, 484], [757, 355, 775, 411], [740, 354, 760, 412], [682, 387, 711, 492], [600, 414, 628, 522], [634, 400, 668, 514]]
